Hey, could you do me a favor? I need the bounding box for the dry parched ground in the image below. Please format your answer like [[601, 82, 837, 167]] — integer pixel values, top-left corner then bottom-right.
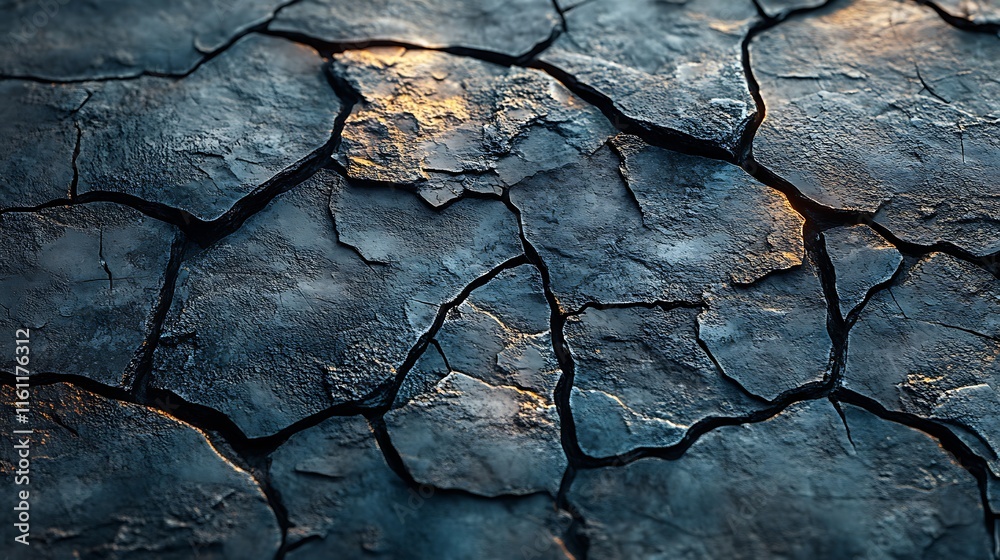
[[2, 0, 1000, 558]]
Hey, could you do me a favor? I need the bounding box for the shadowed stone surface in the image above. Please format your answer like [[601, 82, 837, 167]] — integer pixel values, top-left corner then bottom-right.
[[541, 0, 759, 154], [570, 400, 991, 560], [753, 0, 1000, 255], [566, 306, 762, 457], [511, 139, 803, 311], [698, 260, 830, 401], [823, 225, 903, 318], [0, 81, 88, 209], [271, 415, 570, 558], [75, 35, 341, 221], [332, 48, 614, 206], [0, 0, 288, 80], [0, 204, 175, 386], [271, 0, 560, 59], [0, 384, 281, 559], [846, 253, 1000, 475], [153, 170, 521, 437]]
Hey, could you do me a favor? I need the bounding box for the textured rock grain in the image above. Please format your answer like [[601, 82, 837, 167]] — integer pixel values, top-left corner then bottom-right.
[[271, 415, 570, 558], [153, 170, 521, 437], [271, 0, 560, 58], [333, 48, 614, 206], [0, 384, 281, 559], [570, 400, 991, 559], [512, 138, 803, 312], [753, 0, 1000, 254], [541, 0, 759, 154], [0, 203, 175, 386]]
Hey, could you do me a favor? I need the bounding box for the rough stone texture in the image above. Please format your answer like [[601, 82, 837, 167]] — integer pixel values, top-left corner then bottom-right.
[[846, 253, 1000, 474], [753, 0, 1000, 255], [936, 0, 1000, 23], [823, 225, 903, 318], [386, 372, 565, 496], [512, 138, 803, 312], [271, 0, 560, 58], [75, 35, 341, 221], [757, 0, 826, 17], [541, 0, 759, 154], [698, 260, 831, 401], [0, 0, 287, 80], [332, 48, 615, 206], [570, 399, 992, 560], [0, 81, 88, 210], [153, 170, 521, 437], [271, 415, 571, 558], [395, 264, 555, 404], [0, 203, 175, 386], [0, 384, 281, 559], [566, 306, 762, 457], [386, 265, 565, 496], [388, 265, 564, 496]]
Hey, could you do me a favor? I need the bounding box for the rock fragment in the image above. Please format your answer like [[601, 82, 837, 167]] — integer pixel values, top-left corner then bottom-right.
[[698, 260, 831, 400], [846, 253, 1000, 475], [387, 265, 565, 496], [752, 0, 1000, 254], [823, 225, 902, 318], [271, 0, 560, 59], [541, 0, 760, 154], [0, 0, 289, 80], [0, 203, 176, 386], [566, 306, 762, 457], [512, 138, 802, 312], [570, 399, 991, 559], [75, 35, 341, 221], [271, 415, 570, 559], [153, 170, 521, 437], [0, 384, 281, 559], [333, 48, 614, 206], [0, 81, 89, 209], [935, 0, 1000, 24]]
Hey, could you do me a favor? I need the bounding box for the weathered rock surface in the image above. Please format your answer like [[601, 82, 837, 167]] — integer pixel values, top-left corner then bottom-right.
[[0, 203, 175, 386], [846, 253, 1000, 474], [153, 170, 521, 437], [541, 0, 759, 154], [698, 260, 831, 400], [512, 138, 803, 312], [73, 35, 341, 222], [0, 81, 88, 210], [0, 0, 287, 80], [271, 415, 570, 559], [757, 0, 826, 17], [936, 0, 1000, 23], [570, 399, 991, 559], [566, 306, 762, 457], [271, 0, 560, 59], [823, 225, 902, 318], [386, 372, 565, 496], [332, 48, 614, 206], [0, 384, 280, 559], [387, 265, 564, 496], [752, 0, 1000, 255]]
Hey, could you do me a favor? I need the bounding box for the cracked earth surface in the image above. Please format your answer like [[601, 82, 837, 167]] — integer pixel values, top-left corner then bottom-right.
[[1, 0, 999, 558]]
